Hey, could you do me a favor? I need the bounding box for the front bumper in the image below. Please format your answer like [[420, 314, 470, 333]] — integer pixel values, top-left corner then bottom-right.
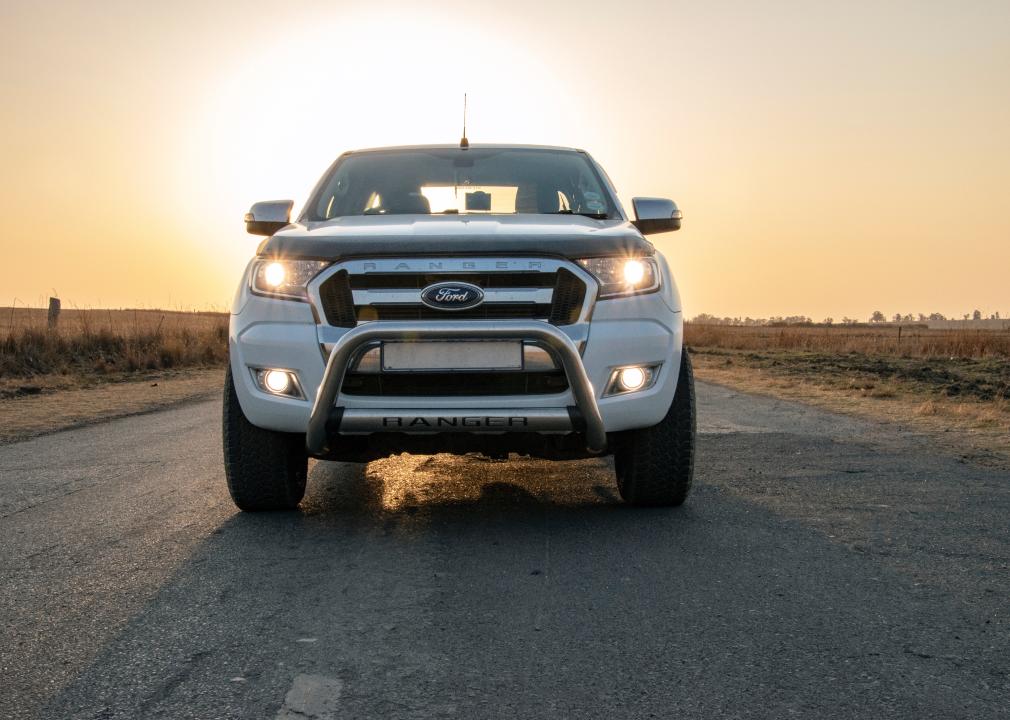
[[305, 321, 607, 454], [229, 257, 684, 456]]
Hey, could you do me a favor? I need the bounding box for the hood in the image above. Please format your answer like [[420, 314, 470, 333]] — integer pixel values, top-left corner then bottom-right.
[[257, 214, 654, 260]]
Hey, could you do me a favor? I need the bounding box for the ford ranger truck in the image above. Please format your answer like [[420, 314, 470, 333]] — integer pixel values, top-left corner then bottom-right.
[[224, 144, 694, 510]]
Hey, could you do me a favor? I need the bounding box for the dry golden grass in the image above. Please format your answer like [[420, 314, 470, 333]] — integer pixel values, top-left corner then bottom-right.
[[1, 307, 228, 390]]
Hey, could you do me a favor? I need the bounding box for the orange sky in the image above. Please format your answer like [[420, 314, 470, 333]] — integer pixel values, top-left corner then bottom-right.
[[1, 0, 1008, 320]]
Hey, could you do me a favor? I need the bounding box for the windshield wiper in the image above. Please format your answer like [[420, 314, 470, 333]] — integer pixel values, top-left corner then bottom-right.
[[550, 210, 609, 219]]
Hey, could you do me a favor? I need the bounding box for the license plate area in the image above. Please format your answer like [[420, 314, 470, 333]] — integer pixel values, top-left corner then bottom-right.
[[381, 341, 523, 372]]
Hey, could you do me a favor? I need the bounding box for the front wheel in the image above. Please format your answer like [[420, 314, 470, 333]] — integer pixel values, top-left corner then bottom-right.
[[222, 366, 308, 511], [613, 348, 696, 507]]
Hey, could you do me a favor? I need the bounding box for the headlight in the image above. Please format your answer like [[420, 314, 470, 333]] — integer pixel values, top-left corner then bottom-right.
[[577, 256, 660, 298], [250, 259, 329, 300]]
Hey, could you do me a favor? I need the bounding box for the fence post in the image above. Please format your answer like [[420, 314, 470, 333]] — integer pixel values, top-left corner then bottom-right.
[[47, 297, 61, 330]]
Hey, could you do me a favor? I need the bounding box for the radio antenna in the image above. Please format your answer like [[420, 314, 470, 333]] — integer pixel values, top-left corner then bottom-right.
[[460, 93, 469, 149]]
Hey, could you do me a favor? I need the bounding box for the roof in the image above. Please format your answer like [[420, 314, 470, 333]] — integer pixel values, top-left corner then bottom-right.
[[344, 143, 584, 155]]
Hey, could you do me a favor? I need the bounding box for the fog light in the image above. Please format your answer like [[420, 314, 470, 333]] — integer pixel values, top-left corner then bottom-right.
[[252, 367, 303, 398], [618, 366, 647, 391], [263, 369, 290, 393], [605, 364, 660, 396]]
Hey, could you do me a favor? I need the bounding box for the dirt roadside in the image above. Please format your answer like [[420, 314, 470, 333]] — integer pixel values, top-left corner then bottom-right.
[[0, 369, 224, 444], [691, 350, 1010, 469]]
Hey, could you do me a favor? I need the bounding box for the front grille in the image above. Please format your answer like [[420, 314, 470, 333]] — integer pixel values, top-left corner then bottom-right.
[[341, 370, 569, 396], [317, 265, 589, 327]]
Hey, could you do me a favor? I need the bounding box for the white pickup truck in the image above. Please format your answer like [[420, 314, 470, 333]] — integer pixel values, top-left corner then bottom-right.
[[225, 144, 694, 510]]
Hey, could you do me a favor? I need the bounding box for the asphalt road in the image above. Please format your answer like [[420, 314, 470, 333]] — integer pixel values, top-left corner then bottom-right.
[[1, 382, 1007, 719]]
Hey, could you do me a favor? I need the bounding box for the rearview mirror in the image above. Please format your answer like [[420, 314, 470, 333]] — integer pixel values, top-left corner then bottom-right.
[[632, 198, 682, 235], [244, 200, 294, 236]]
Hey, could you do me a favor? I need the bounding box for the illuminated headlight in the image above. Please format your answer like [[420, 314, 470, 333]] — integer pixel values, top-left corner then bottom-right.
[[251, 259, 329, 300], [577, 257, 660, 298], [251, 368, 304, 399], [605, 364, 661, 396]]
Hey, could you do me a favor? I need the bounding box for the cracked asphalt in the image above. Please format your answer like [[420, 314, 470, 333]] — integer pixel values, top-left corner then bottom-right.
[[1, 382, 1007, 718]]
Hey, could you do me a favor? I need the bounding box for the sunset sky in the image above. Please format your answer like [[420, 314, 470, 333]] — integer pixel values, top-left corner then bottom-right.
[[2, 0, 1008, 320]]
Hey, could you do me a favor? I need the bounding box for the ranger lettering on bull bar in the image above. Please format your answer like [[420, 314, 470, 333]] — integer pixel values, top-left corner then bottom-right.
[[380, 416, 531, 428], [224, 144, 695, 511]]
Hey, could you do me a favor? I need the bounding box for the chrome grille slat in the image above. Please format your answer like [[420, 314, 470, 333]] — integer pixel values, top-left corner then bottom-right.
[[351, 287, 555, 305], [356, 303, 552, 322]]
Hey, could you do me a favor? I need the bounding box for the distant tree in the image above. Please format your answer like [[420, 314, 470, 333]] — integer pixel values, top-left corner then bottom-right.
[[870, 311, 886, 323], [973, 309, 982, 321], [997, 312, 1002, 320], [917, 313, 927, 322], [928, 312, 946, 321], [963, 313, 971, 321], [842, 316, 856, 325], [892, 313, 903, 323], [823, 317, 834, 325]]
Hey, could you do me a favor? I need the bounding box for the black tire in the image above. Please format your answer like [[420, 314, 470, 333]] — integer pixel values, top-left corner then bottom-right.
[[613, 348, 696, 507], [222, 366, 308, 511]]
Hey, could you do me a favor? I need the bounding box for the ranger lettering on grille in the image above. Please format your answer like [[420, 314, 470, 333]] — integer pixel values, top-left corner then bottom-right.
[[225, 143, 696, 511], [361, 260, 545, 271]]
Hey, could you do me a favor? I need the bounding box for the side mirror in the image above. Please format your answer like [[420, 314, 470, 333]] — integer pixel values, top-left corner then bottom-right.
[[632, 198, 682, 235], [244, 200, 294, 236]]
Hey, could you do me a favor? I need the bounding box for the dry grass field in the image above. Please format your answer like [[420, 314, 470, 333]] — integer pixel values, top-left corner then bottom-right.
[[1, 307, 227, 388], [685, 323, 1010, 360], [686, 323, 1010, 464]]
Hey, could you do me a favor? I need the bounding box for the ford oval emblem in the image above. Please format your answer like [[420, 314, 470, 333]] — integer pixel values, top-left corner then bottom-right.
[[420, 281, 485, 311]]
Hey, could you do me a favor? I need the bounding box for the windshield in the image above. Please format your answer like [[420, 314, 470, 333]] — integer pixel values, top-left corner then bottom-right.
[[305, 148, 616, 220]]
